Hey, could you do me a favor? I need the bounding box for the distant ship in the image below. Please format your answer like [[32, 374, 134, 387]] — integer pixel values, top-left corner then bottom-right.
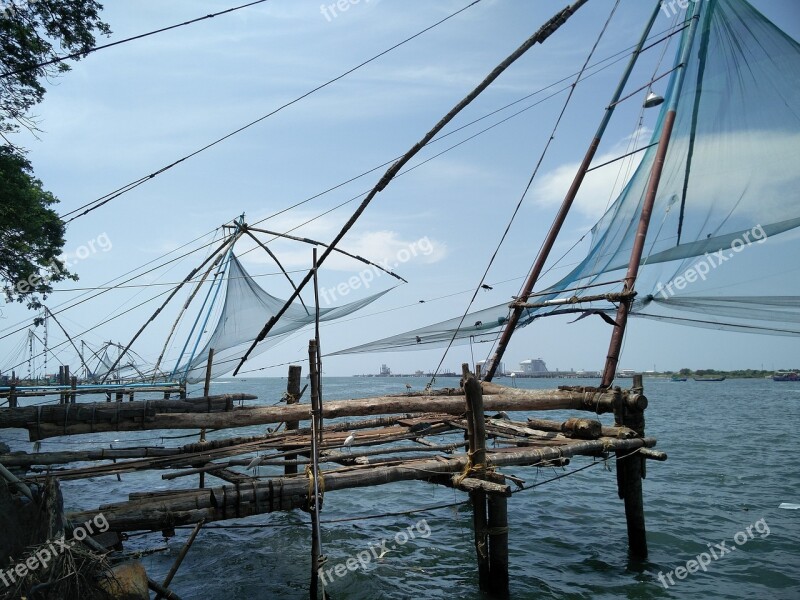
[[693, 376, 726, 382], [773, 371, 800, 382]]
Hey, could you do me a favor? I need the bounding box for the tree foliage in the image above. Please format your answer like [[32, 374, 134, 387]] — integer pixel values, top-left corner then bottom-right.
[[0, 145, 76, 310], [1, 0, 110, 135], [0, 1, 109, 310]]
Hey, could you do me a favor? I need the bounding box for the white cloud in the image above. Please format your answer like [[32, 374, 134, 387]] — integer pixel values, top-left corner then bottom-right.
[[531, 127, 651, 219]]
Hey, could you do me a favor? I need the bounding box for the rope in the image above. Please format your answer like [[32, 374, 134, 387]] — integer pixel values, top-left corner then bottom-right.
[[304, 465, 325, 511]]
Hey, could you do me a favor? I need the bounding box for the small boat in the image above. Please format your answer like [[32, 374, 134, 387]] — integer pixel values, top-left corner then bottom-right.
[[671, 376, 687, 382], [773, 371, 800, 382], [693, 376, 726, 382]]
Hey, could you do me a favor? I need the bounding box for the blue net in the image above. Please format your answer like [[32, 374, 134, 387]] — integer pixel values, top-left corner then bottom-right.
[[176, 255, 392, 382], [334, 0, 800, 356]]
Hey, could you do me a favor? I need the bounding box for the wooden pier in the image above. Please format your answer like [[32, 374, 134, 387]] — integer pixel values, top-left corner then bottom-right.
[[0, 357, 662, 598]]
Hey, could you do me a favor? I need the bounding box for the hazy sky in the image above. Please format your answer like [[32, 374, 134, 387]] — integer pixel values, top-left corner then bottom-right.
[[2, 0, 799, 378]]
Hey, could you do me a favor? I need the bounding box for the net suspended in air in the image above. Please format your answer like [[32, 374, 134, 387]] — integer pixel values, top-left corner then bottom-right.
[[174, 254, 392, 382], [333, 0, 800, 356]]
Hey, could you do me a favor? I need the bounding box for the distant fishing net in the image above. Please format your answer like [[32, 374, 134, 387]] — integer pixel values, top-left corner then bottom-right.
[[334, 0, 800, 356], [175, 255, 392, 382]]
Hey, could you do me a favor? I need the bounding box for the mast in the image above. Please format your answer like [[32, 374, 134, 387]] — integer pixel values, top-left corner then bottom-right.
[[600, 0, 703, 387], [484, 0, 665, 382]]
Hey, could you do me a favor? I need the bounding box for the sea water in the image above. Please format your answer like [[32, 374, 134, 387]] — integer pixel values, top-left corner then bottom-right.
[[2, 377, 799, 599]]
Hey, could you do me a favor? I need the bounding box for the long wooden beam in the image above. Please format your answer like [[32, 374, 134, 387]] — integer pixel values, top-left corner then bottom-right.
[[25, 387, 624, 441], [69, 436, 656, 532], [0, 394, 257, 430]]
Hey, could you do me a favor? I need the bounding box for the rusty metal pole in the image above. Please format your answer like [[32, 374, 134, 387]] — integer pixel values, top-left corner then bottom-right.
[[484, 0, 665, 382], [601, 1, 703, 388]]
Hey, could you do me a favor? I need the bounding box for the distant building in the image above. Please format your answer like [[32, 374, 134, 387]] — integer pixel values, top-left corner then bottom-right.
[[519, 358, 548, 375], [379, 364, 391, 376], [476, 360, 505, 376]]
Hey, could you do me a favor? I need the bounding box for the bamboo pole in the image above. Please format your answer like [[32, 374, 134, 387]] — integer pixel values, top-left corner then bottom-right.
[[285, 365, 302, 475], [101, 232, 242, 383]]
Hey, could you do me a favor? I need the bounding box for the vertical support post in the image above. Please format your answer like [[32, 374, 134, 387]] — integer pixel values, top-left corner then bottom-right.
[[115, 391, 123, 402], [463, 364, 490, 591], [199, 349, 214, 489], [614, 377, 648, 559], [285, 365, 302, 476], [9, 383, 16, 408], [70, 375, 77, 404], [464, 363, 509, 595], [58, 366, 65, 403], [487, 494, 510, 598], [308, 340, 323, 599], [312, 248, 323, 446]]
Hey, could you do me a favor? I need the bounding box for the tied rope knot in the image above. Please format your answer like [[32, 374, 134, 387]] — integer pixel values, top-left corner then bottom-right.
[[304, 464, 325, 510], [454, 450, 494, 486]]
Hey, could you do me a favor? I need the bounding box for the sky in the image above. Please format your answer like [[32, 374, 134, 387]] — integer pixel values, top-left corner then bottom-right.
[[1, 0, 799, 379]]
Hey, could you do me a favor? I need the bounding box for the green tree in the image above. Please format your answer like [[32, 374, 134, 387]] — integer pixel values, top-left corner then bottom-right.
[[1, 0, 110, 136], [0, 145, 76, 310], [0, 1, 110, 309]]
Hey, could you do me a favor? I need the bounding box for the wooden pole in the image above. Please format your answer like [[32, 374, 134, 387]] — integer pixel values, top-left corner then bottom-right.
[[463, 364, 490, 590], [8, 383, 16, 408], [12, 387, 625, 440], [615, 375, 647, 559], [285, 365, 302, 475], [482, 0, 665, 381], [312, 248, 323, 446], [155, 519, 204, 600], [600, 2, 703, 388], [308, 340, 323, 600], [200, 349, 214, 489], [487, 493, 510, 598]]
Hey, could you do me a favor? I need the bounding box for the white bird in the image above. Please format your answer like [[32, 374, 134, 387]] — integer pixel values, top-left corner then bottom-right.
[[246, 455, 264, 472], [343, 433, 356, 453]]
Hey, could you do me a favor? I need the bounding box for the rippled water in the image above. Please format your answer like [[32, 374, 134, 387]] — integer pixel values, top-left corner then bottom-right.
[[3, 377, 799, 599]]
